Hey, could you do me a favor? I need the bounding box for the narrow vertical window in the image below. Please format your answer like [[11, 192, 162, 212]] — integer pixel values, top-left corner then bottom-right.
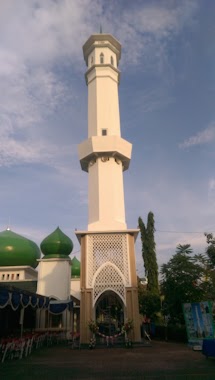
[[100, 53, 104, 64], [91, 56, 93, 66], [102, 129, 107, 136], [17, 273, 20, 280], [111, 56, 114, 66]]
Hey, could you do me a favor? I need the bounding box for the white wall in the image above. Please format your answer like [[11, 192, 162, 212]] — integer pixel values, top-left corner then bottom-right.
[[0, 266, 37, 281], [37, 259, 71, 300], [88, 157, 126, 231], [88, 66, 120, 138], [70, 278, 81, 301]]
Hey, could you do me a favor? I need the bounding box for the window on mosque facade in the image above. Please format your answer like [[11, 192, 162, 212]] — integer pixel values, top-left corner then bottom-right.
[[50, 313, 62, 328], [100, 53, 104, 64], [102, 129, 107, 136], [111, 56, 114, 66], [2, 274, 5, 280]]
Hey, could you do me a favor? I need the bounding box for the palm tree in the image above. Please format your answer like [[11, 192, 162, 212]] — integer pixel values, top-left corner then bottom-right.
[[176, 244, 193, 255]]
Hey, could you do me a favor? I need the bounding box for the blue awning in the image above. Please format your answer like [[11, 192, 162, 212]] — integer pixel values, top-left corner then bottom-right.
[[49, 300, 73, 315], [0, 286, 49, 310], [0, 285, 72, 314]]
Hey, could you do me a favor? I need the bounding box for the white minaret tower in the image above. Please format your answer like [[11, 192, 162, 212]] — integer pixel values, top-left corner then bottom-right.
[[78, 34, 131, 231], [76, 33, 140, 344]]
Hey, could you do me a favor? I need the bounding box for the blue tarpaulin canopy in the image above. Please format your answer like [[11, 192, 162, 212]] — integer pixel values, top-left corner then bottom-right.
[[0, 285, 49, 311], [49, 300, 73, 314], [0, 285, 73, 314]]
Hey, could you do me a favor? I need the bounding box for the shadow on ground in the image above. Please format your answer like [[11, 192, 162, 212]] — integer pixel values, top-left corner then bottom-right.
[[0, 340, 215, 380]]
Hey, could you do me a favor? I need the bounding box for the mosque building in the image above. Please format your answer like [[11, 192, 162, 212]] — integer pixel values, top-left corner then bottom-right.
[[0, 227, 80, 337], [0, 32, 141, 343]]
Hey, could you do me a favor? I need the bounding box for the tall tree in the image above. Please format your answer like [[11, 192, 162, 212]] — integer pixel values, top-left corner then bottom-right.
[[205, 233, 215, 267], [138, 277, 161, 318], [176, 244, 193, 255], [194, 253, 215, 300], [138, 212, 159, 294], [138, 217, 147, 277], [161, 244, 205, 323], [194, 233, 215, 300]]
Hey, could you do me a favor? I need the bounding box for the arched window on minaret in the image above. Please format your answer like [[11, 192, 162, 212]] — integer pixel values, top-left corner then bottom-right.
[[100, 53, 104, 64], [111, 56, 114, 66]]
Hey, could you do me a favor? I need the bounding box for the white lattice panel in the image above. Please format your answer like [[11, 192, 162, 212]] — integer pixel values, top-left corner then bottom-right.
[[87, 234, 129, 288], [93, 264, 125, 304]]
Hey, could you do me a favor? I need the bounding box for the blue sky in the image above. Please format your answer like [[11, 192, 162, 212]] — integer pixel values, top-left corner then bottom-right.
[[0, 0, 215, 276]]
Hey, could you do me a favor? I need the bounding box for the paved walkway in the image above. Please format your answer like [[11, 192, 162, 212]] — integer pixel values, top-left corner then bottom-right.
[[0, 340, 215, 380]]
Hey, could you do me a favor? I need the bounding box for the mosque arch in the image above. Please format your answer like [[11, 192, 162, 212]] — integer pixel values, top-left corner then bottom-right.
[[92, 262, 125, 306], [95, 290, 125, 337]]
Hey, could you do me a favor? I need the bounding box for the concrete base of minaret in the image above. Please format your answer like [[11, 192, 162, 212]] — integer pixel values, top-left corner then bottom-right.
[[76, 229, 141, 344]]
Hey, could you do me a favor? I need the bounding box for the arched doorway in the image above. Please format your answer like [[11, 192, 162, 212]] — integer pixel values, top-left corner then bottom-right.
[[95, 291, 124, 337]]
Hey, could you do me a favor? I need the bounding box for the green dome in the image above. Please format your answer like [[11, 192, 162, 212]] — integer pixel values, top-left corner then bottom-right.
[[40, 227, 73, 258], [0, 229, 40, 268], [71, 256, 80, 278]]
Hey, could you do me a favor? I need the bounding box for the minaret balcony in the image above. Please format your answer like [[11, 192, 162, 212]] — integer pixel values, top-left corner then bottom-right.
[[83, 34, 121, 66], [78, 135, 132, 172]]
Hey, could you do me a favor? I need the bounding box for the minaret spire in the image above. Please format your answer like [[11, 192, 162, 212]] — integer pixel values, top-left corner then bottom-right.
[[76, 32, 141, 345], [79, 33, 131, 231]]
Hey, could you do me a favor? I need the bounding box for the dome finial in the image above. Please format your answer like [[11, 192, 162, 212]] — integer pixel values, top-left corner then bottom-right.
[[6, 216, 11, 230]]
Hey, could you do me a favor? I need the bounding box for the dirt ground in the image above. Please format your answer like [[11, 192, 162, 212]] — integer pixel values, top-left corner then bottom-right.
[[0, 340, 215, 380]]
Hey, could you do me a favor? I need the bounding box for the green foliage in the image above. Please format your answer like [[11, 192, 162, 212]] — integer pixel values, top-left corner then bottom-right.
[[139, 293, 161, 318], [138, 277, 161, 318], [138, 217, 147, 273], [161, 236, 215, 324], [193, 253, 215, 300], [161, 244, 205, 323], [205, 233, 215, 267], [176, 244, 193, 255], [138, 212, 159, 294]]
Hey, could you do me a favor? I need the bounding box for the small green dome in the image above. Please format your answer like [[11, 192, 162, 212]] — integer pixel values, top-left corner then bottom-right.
[[40, 227, 73, 258], [71, 256, 80, 278], [0, 229, 40, 268]]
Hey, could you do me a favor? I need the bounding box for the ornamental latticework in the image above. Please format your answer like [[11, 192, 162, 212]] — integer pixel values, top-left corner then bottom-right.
[[93, 264, 125, 303], [87, 234, 130, 304]]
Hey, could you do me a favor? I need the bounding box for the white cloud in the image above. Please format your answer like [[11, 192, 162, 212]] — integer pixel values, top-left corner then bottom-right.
[[0, 114, 77, 167], [106, 0, 198, 68], [0, 0, 199, 168], [0, 137, 53, 167], [208, 178, 215, 205], [0, 0, 102, 65], [128, 87, 175, 115], [135, 229, 206, 277], [125, 169, 215, 271], [209, 179, 215, 191], [0, 0, 102, 168], [179, 123, 215, 149]]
